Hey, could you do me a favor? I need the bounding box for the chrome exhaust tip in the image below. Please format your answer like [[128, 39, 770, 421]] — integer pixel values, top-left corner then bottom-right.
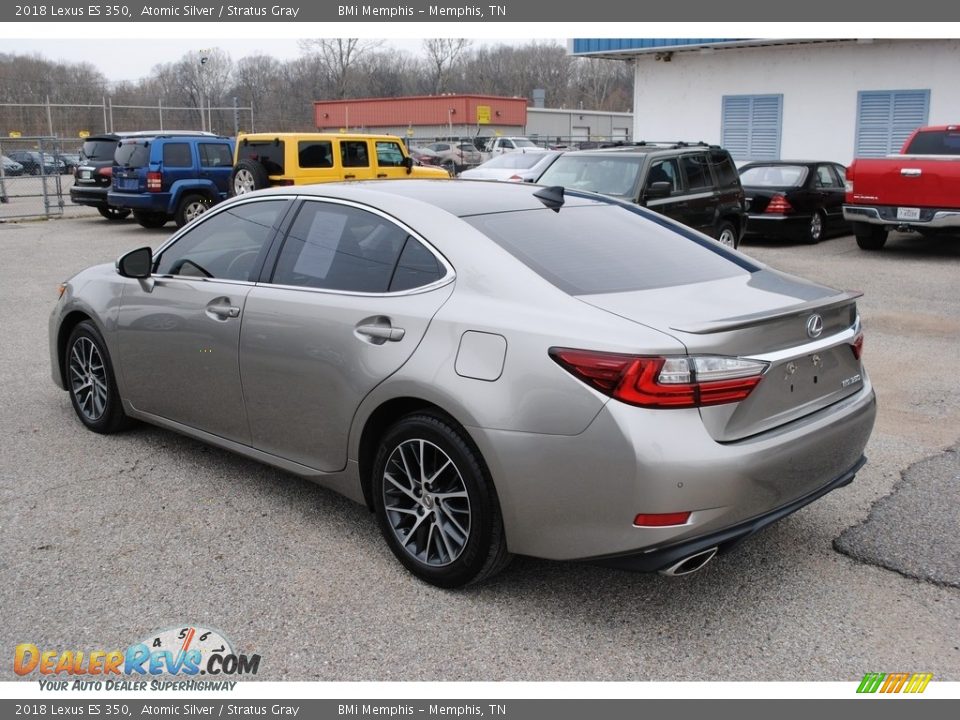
[[658, 547, 718, 577]]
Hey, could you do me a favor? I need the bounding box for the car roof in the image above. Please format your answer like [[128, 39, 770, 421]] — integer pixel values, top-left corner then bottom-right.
[[740, 160, 840, 167], [565, 143, 719, 157], [239, 132, 404, 141], [246, 179, 607, 218]]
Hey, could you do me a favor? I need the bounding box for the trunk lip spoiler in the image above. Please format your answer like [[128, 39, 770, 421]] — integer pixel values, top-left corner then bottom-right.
[[670, 290, 863, 335]]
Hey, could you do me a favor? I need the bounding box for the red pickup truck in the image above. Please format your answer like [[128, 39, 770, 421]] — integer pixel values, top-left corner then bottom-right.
[[843, 125, 960, 249]]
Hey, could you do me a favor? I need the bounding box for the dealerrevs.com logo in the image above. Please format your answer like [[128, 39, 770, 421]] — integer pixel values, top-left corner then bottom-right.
[[856, 673, 933, 694], [15, 625, 260, 690]]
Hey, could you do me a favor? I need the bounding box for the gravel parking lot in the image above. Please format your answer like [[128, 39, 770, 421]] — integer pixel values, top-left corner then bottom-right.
[[1, 212, 958, 681]]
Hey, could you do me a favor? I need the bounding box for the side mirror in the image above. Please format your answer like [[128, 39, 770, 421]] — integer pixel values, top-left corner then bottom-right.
[[116, 246, 153, 279], [644, 181, 672, 200], [403, 156, 414, 175]]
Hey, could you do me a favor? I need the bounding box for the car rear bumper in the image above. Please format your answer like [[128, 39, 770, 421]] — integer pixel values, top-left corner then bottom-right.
[[843, 204, 960, 229], [470, 374, 876, 563], [744, 213, 812, 239], [69, 185, 110, 208], [107, 191, 170, 213]]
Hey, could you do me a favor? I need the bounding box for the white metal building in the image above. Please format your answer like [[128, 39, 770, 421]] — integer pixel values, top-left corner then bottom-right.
[[569, 39, 960, 164]]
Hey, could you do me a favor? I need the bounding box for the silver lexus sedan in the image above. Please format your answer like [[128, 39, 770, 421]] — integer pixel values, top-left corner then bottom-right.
[[49, 180, 876, 587]]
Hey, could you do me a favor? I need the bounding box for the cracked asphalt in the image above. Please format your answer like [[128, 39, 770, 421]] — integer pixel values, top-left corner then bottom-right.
[[1, 214, 958, 681]]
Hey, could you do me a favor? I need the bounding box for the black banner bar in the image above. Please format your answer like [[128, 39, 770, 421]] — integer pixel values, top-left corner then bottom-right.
[[3, 1, 960, 22]]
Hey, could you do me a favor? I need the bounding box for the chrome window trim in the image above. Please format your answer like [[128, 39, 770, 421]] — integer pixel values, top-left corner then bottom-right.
[[255, 195, 456, 298]]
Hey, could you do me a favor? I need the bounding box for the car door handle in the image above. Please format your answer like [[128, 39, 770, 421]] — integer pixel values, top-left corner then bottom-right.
[[344, 174, 356, 179], [356, 323, 405, 342], [206, 304, 240, 320], [377, 173, 388, 178]]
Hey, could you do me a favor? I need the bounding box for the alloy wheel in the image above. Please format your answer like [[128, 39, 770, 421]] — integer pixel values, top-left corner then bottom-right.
[[183, 199, 208, 223], [810, 213, 823, 241], [69, 336, 108, 422], [718, 227, 737, 247], [233, 169, 255, 195], [381, 439, 472, 567]]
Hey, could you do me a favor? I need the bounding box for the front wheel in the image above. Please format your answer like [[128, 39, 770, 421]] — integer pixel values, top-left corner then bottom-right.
[[134, 211, 168, 229], [65, 321, 133, 434], [715, 220, 739, 249], [372, 413, 511, 588]]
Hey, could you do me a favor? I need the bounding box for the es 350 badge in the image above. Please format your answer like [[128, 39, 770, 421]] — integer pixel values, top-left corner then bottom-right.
[[14, 624, 261, 679]]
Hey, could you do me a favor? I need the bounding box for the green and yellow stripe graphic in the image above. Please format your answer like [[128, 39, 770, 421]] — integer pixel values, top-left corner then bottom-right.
[[857, 672, 933, 694]]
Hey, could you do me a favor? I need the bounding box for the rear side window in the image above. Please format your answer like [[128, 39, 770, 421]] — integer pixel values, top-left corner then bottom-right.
[[681, 154, 712, 190], [238, 140, 285, 175], [904, 130, 960, 155], [199, 143, 233, 167], [390, 238, 444, 292], [465, 204, 753, 295], [162, 143, 192, 168], [298, 141, 333, 168], [115, 142, 151, 168], [711, 154, 741, 188], [272, 202, 409, 292]]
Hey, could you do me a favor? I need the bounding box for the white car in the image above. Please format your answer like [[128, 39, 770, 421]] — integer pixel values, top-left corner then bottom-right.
[[459, 150, 563, 182]]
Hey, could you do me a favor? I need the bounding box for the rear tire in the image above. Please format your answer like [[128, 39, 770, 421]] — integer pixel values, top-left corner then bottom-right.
[[372, 413, 511, 588], [65, 321, 133, 434], [134, 211, 168, 229], [715, 220, 739, 249], [230, 160, 270, 196], [97, 207, 131, 221], [174, 193, 211, 228], [806, 210, 825, 244], [853, 222, 887, 250]]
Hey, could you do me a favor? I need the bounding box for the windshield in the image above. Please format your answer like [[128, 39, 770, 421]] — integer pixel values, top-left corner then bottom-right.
[[739, 165, 807, 187], [538, 155, 642, 197], [514, 138, 539, 149]]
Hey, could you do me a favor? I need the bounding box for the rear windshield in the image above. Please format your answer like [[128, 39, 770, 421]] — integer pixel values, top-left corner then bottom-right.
[[904, 130, 960, 155], [739, 165, 807, 187], [114, 142, 151, 168], [538, 155, 643, 198], [81, 139, 118, 161], [238, 140, 285, 175], [483, 152, 550, 169], [465, 204, 752, 295]]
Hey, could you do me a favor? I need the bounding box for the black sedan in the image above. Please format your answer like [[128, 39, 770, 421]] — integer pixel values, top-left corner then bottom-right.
[[740, 161, 851, 243]]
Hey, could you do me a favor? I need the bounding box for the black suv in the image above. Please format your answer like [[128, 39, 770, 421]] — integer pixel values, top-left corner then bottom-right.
[[536, 142, 747, 248]]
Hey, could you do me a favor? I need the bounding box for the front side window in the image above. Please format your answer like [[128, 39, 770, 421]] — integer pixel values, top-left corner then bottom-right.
[[375, 141, 406, 168], [272, 202, 444, 293], [162, 143, 192, 168], [646, 158, 680, 193], [155, 200, 288, 281]]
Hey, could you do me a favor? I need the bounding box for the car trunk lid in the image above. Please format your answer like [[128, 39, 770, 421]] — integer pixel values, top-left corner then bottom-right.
[[578, 269, 864, 441]]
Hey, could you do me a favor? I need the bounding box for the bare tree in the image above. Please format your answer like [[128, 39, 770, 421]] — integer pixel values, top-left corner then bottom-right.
[[298, 38, 382, 99], [423, 38, 472, 94]]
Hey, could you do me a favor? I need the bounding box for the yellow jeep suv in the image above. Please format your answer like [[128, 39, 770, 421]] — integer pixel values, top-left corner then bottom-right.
[[230, 132, 449, 195]]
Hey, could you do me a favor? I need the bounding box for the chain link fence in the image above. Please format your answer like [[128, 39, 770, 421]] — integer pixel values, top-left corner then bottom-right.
[[0, 136, 69, 221]]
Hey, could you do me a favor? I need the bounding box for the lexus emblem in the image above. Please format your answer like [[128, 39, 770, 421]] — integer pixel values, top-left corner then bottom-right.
[[806, 314, 824, 339]]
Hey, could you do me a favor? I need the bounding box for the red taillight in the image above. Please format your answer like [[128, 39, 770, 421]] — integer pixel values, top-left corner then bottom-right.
[[97, 166, 112, 178], [765, 194, 793, 214], [549, 349, 766, 409], [634, 512, 691, 527], [852, 333, 864, 360], [146, 171, 163, 192]]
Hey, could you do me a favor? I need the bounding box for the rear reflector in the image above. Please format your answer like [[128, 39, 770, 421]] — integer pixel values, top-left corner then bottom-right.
[[549, 349, 767, 409], [634, 512, 691, 527]]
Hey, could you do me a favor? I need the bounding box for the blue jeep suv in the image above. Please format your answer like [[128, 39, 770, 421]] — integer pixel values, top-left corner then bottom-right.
[[108, 134, 234, 228]]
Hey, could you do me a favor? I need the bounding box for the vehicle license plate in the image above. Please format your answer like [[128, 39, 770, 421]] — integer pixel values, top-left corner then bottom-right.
[[897, 207, 921, 221], [119, 178, 138, 190]]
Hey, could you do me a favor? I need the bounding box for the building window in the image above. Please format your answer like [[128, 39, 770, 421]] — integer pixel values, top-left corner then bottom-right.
[[854, 90, 930, 157], [720, 94, 782, 162]]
